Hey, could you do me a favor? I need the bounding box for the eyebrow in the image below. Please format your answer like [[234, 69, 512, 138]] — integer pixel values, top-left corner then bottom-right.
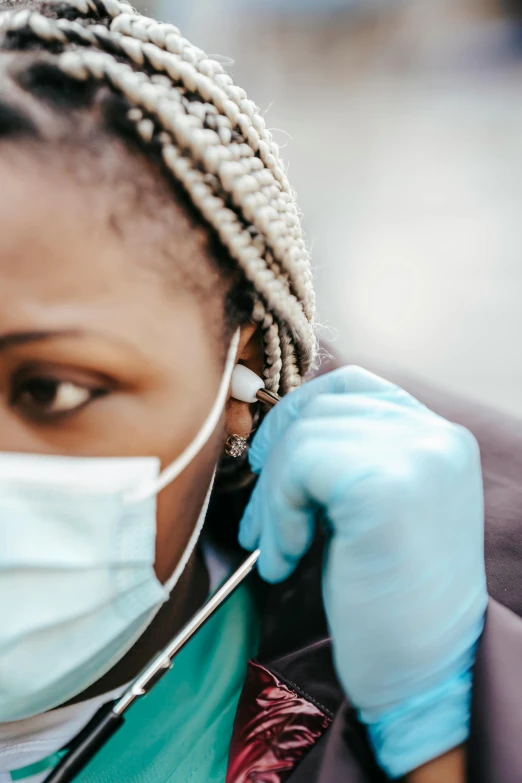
[[0, 330, 81, 352]]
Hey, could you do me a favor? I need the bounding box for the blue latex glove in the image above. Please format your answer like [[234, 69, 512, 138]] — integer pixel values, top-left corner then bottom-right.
[[239, 366, 487, 779]]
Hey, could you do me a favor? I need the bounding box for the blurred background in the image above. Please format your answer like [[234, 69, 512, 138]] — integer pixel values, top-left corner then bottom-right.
[[139, 0, 522, 416]]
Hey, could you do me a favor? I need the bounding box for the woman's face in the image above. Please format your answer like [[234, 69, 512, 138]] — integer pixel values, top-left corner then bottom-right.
[[0, 149, 252, 583]]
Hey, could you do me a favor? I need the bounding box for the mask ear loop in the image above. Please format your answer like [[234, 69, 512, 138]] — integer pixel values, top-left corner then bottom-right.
[[124, 329, 241, 505], [163, 470, 216, 593]]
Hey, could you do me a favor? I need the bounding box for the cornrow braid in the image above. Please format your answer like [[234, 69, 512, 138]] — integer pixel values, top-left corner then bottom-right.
[[0, 0, 317, 393]]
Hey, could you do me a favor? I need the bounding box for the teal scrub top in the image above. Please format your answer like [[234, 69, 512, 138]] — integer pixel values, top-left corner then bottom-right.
[[82, 585, 259, 783], [14, 585, 259, 783]]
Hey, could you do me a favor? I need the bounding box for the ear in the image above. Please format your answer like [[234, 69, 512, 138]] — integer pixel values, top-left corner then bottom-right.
[[225, 323, 264, 443]]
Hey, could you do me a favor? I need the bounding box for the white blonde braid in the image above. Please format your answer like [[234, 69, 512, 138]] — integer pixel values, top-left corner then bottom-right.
[[0, 0, 317, 393]]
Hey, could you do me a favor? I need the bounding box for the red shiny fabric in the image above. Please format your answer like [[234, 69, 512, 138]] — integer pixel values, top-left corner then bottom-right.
[[227, 661, 332, 783]]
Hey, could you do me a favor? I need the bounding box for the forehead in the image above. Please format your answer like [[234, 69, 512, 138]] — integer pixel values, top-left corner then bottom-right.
[[0, 152, 160, 325], [0, 150, 223, 373]]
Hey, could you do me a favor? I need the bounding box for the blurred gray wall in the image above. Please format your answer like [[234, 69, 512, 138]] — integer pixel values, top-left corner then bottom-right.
[[142, 0, 522, 417]]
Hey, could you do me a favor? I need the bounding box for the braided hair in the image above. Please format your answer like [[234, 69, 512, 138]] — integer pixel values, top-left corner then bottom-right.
[[0, 0, 317, 395]]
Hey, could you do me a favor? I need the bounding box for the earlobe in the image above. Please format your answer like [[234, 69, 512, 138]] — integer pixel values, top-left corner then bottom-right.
[[225, 366, 280, 458], [224, 324, 263, 448], [225, 365, 267, 459], [224, 394, 254, 452], [224, 324, 279, 454]]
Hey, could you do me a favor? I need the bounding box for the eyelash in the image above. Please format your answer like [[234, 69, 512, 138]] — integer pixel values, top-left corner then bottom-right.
[[9, 372, 109, 422]]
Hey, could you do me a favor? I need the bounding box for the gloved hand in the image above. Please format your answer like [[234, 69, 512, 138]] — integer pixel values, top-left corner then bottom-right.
[[239, 366, 487, 779]]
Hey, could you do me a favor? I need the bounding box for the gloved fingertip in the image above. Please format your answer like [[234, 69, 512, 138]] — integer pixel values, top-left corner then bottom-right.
[[257, 543, 295, 584], [248, 393, 303, 473], [247, 442, 264, 475], [257, 557, 292, 584], [238, 510, 260, 551]]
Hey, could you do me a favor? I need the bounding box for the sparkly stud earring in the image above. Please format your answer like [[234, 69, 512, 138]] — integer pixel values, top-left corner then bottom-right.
[[224, 435, 248, 458], [225, 367, 280, 458]]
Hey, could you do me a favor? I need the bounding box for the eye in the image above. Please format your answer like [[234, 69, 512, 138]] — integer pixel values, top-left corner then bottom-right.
[[11, 375, 107, 421]]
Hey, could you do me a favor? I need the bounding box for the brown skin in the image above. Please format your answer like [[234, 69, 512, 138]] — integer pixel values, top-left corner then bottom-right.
[[0, 148, 261, 699], [407, 747, 465, 783]]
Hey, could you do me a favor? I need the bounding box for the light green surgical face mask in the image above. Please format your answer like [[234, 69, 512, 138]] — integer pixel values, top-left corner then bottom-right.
[[0, 332, 240, 723]]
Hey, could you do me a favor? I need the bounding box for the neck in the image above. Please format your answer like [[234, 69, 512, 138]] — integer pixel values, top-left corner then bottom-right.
[[64, 548, 210, 705]]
